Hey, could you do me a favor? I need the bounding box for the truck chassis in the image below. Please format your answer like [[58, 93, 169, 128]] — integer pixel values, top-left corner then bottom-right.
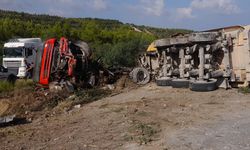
[[131, 25, 250, 91]]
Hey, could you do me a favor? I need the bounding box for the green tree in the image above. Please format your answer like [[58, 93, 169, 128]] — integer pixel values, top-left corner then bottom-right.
[[0, 10, 191, 67]]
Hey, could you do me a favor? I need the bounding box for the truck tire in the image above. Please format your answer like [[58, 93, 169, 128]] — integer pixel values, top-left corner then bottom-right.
[[190, 79, 218, 92], [131, 67, 150, 85], [156, 77, 172, 86], [171, 79, 190, 88]]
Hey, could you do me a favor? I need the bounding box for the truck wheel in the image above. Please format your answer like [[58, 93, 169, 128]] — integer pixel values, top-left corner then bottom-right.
[[131, 67, 150, 85], [171, 79, 190, 88], [190, 79, 218, 92], [156, 77, 172, 86]]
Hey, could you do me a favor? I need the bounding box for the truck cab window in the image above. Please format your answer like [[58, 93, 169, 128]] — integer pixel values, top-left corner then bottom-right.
[[26, 48, 33, 56], [3, 47, 23, 57]]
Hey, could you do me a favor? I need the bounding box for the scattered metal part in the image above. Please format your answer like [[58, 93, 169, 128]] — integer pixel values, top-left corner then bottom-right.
[[0, 115, 16, 124]]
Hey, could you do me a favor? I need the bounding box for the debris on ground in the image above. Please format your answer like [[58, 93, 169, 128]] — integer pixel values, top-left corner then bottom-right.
[[0, 100, 10, 117], [0, 115, 15, 124], [0, 75, 134, 122]]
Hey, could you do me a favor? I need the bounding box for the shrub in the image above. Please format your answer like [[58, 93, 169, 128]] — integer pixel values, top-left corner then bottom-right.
[[0, 79, 34, 93], [15, 79, 34, 89], [0, 81, 14, 93]]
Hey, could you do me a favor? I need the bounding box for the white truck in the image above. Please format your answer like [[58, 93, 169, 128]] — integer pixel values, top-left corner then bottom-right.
[[2, 38, 42, 78]]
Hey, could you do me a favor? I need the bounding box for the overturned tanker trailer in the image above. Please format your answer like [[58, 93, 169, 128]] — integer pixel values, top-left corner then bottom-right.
[[131, 25, 250, 91]]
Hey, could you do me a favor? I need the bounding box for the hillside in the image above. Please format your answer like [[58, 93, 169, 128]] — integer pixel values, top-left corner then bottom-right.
[[0, 9, 191, 67]]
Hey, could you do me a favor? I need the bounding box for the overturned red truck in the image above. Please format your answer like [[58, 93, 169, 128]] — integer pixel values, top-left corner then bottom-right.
[[33, 37, 103, 90]]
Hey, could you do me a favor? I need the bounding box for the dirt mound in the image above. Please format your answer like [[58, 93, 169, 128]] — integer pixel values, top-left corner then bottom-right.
[[0, 84, 115, 119], [0, 86, 72, 119], [115, 75, 139, 91]]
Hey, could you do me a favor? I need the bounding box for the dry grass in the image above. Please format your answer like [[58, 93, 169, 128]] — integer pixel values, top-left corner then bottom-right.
[[71, 88, 112, 106], [238, 87, 250, 94], [0, 79, 34, 94], [125, 121, 160, 145], [0, 81, 14, 93]]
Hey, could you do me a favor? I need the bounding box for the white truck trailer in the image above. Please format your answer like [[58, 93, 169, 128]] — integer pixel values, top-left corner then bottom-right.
[[2, 38, 42, 78]]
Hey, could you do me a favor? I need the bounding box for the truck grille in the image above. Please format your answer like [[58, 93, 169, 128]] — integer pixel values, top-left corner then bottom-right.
[[4, 61, 22, 68]]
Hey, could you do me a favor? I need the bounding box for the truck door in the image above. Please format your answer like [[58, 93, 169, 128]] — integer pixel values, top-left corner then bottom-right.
[[25, 48, 34, 63], [33, 44, 44, 83]]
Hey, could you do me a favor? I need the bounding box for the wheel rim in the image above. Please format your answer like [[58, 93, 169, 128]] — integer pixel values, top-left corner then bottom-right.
[[137, 70, 146, 83]]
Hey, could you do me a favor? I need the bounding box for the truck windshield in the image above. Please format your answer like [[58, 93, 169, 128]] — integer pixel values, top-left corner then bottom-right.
[[3, 47, 24, 57]]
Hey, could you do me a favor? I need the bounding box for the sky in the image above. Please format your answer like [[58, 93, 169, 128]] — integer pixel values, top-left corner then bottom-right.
[[0, 0, 249, 30]]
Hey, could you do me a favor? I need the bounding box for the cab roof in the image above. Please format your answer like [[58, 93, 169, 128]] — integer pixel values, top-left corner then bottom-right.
[[4, 42, 39, 48], [4, 38, 42, 48]]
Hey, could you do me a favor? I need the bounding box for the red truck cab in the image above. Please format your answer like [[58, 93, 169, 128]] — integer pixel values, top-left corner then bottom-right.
[[33, 37, 97, 88], [33, 37, 77, 86]]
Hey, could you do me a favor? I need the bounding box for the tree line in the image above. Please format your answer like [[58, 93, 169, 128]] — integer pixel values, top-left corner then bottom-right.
[[0, 10, 191, 67]]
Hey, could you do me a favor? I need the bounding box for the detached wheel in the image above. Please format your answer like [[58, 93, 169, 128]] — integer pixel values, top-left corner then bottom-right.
[[171, 79, 190, 88], [131, 67, 150, 85], [156, 77, 172, 86], [190, 79, 218, 92]]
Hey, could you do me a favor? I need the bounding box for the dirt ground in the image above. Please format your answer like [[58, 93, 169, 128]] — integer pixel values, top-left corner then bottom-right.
[[1, 83, 250, 150]]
